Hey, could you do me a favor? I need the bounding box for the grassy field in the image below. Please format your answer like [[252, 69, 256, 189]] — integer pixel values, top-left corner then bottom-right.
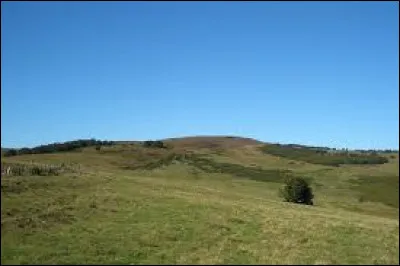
[[1, 137, 399, 264]]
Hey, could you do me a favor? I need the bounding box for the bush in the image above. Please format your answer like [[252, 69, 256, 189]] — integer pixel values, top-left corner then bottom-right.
[[280, 177, 314, 205], [143, 140, 165, 149], [95, 145, 101, 151], [4, 149, 18, 157]]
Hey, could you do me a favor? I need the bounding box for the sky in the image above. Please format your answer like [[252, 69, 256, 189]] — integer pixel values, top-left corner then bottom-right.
[[1, 1, 399, 149]]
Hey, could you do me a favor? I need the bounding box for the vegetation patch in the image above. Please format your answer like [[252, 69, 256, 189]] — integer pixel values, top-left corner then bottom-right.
[[349, 175, 399, 208], [184, 155, 297, 183], [121, 152, 181, 170], [4, 139, 114, 157], [143, 140, 167, 149], [260, 144, 389, 166], [123, 153, 310, 184], [1, 162, 78, 177]]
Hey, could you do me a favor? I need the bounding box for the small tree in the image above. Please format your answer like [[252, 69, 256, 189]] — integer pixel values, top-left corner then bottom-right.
[[280, 176, 314, 205]]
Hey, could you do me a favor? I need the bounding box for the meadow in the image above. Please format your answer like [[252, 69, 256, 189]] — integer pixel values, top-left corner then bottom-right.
[[1, 136, 399, 264]]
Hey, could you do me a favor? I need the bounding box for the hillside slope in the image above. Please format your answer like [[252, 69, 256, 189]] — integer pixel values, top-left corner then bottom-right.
[[1, 137, 399, 264]]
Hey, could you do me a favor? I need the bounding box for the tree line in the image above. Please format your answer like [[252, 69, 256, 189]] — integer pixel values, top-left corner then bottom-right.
[[4, 139, 114, 157], [260, 144, 390, 166]]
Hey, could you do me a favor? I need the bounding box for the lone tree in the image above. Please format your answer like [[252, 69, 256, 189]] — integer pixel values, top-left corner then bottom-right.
[[280, 176, 314, 205]]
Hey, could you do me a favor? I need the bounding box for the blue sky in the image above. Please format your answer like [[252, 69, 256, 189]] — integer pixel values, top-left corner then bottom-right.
[[1, 1, 399, 149]]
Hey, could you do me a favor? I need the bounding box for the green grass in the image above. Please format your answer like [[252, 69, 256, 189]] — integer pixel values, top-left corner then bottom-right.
[[349, 175, 399, 208], [1, 139, 399, 264]]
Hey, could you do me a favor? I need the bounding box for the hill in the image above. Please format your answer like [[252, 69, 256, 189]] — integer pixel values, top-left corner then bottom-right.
[[162, 135, 263, 148], [1, 136, 399, 264]]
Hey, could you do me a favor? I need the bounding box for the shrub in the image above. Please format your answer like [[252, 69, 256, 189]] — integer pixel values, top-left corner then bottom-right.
[[143, 140, 165, 149], [4, 149, 18, 157], [95, 145, 101, 151], [280, 177, 314, 205]]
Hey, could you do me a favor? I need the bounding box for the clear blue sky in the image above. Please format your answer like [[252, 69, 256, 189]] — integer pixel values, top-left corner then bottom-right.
[[1, 1, 399, 149]]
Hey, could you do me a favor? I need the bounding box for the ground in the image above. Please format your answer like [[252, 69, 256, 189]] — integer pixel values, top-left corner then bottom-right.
[[1, 137, 399, 264]]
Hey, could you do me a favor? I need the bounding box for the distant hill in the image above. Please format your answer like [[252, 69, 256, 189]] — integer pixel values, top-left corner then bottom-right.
[[161, 135, 263, 150], [2, 136, 397, 157]]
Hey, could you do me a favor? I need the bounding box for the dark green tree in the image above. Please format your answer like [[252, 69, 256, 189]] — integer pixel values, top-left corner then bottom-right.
[[280, 177, 314, 205]]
